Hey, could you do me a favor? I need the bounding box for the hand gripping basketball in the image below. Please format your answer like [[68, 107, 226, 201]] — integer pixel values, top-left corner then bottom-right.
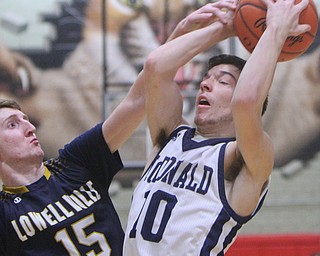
[[234, 0, 318, 62]]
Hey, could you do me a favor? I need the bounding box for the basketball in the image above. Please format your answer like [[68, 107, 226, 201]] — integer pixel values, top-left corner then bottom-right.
[[234, 0, 319, 62]]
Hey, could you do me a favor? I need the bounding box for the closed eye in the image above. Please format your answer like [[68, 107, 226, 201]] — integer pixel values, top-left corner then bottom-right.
[[219, 80, 230, 85]]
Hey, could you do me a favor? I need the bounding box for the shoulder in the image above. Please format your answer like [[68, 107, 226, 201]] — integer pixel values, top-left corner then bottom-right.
[[59, 123, 105, 157]]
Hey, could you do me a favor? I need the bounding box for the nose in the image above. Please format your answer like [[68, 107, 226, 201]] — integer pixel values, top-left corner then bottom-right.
[[24, 120, 36, 137], [200, 80, 212, 92]]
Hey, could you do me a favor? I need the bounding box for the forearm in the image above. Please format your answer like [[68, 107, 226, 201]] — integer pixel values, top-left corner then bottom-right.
[[102, 72, 145, 152], [231, 26, 287, 182], [146, 21, 231, 79], [234, 26, 286, 112], [234, 0, 311, 111], [167, 1, 237, 43]]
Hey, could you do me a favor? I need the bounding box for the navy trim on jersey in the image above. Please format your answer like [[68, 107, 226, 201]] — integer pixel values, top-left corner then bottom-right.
[[140, 126, 190, 181], [164, 125, 189, 147], [182, 128, 235, 151], [200, 208, 230, 255], [252, 187, 268, 215], [200, 208, 242, 256], [221, 223, 242, 254], [218, 143, 269, 224], [2, 167, 51, 194], [218, 143, 254, 224]]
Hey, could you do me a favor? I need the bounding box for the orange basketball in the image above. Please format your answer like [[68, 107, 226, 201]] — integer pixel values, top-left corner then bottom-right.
[[234, 0, 319, 62]]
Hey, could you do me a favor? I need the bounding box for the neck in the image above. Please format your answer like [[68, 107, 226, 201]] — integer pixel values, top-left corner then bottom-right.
[[0, 162, 45, 187], [195, 124, 235, 139], [194, 116, 235, 138]]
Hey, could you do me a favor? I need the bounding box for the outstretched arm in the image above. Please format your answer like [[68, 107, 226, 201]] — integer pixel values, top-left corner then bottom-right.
[[231, 0, 311, 184], [100, 1, 238, 153], [102, 72, 145, 153], [144, 1, 237, 146]]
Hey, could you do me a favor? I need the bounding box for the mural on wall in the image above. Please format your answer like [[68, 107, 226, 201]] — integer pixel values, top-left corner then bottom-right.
[[0, 0, 319, 175]]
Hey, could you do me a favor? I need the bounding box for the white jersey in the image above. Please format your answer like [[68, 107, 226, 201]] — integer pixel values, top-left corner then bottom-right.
[[123, 126, 269, 256]]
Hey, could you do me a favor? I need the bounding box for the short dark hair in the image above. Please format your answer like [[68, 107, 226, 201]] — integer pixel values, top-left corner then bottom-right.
[[0, 99, 21, 110], [208, 54, 246, 72], [207, 54, 268, 116]]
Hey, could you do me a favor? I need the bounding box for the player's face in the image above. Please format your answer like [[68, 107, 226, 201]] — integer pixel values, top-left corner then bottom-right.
[[0, 107, 44, 165], [194, 64, 240, 132]]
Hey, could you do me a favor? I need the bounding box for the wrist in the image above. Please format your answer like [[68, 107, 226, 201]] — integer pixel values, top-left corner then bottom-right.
[[264, 25, 289, 51], [208, 21, 234, 41]]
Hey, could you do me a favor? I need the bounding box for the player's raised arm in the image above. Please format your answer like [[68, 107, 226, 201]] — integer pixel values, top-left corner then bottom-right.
[[102, 1, 238, 152], [231, 0, 311, 182], [102, 71, 145, 153], [144, 1, 237, 146]]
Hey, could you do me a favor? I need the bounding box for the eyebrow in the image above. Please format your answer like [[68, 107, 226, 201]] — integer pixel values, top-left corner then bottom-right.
[[2, 113, 29, 125]]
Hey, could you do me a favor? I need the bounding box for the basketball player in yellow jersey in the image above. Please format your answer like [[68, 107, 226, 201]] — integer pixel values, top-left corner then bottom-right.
[[123, 0, 311, 255]]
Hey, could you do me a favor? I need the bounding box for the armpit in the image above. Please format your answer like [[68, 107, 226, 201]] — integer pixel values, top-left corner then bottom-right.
[[155, 128, 168, 148], [225, 153, 245, 182]]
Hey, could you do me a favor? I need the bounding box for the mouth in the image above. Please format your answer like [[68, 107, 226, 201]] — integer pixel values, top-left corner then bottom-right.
[[198, 97, 210, 106], [30, 138, 39, 145]]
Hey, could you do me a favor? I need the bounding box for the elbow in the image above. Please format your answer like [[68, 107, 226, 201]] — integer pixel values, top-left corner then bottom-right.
[[231, 90, 268, 117], [144, 51, 162, 76], [231, 94, 260, 116], [144, 49, 176, 78]]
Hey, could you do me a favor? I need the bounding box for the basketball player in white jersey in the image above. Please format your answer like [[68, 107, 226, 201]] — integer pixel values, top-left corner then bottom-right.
[[123, 0, 311, 255]]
